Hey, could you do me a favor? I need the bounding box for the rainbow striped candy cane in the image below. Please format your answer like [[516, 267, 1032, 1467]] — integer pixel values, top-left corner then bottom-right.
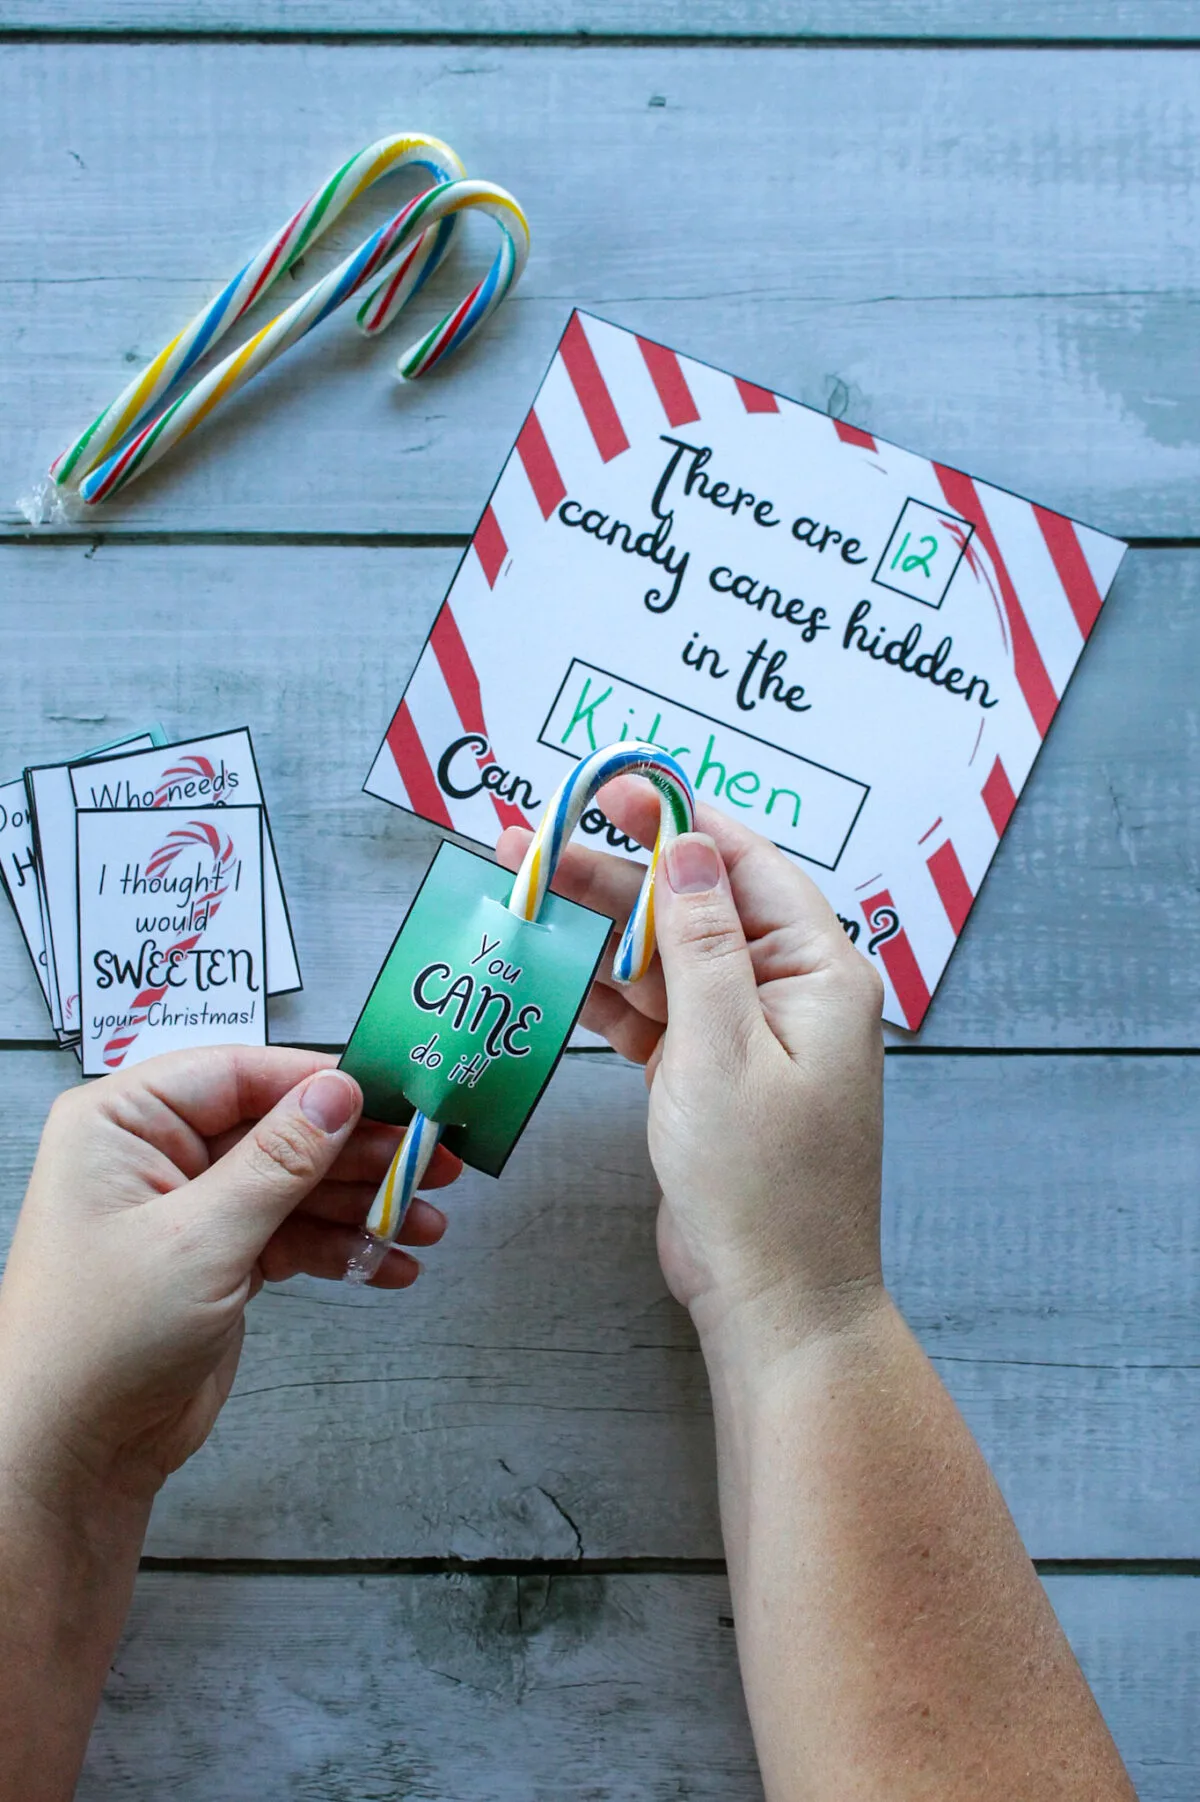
[[344, 742, 696, 1284], [50, 148, 529, 506], [51, 134, 466, 497]]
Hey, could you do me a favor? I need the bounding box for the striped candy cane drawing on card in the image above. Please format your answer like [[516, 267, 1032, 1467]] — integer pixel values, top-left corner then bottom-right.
[[62, 756, 236, 1031], [151, 754, 233, 808], [101, 819, 237, 1069]]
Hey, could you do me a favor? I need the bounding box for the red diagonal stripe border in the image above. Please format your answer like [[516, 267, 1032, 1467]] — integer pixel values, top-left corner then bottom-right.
[[385, 700, 453, 829], [473, 505, 508, 588], [516, 408, 567, 520], [861, 889, 931, 1031], [430, 606, 531, 831], [734, 376, 779, 413], [981, 755, 1017, 836], [935, 466, 1058, 739], [926, 839, 973, 937], [1033, 503, 1106, 639], [834, 419, 877, 450], [559, 313, 630, 462], [637, 335, 700, 427]]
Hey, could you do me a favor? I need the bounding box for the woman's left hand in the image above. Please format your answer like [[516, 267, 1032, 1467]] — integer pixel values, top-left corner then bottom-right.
[[0, 1046, 460, 1506]]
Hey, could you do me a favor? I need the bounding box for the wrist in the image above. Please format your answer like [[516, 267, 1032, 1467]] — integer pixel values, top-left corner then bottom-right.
[[690, 1271, 895, 1389], [0, 1417, 152, 1802], [0, 1412, 154, 1568]]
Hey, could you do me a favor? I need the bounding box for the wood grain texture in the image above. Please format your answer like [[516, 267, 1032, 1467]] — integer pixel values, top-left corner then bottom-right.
[[6, 45, 1200, 535], [0, 540, 1194, 1048], [10, 2, 1200, 39], [4, 27, 1192, 1796], [79, 1571, 1199, 1802], [1, 1049, 1196, 1559]]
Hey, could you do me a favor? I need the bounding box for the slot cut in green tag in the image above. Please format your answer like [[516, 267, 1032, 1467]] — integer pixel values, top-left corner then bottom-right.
[[340, 842, 612, 1176]]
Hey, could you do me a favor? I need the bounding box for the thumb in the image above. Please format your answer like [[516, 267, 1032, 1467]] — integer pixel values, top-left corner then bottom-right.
[[187, 1067, 363, 1264], [654, 834, 762, 1057]]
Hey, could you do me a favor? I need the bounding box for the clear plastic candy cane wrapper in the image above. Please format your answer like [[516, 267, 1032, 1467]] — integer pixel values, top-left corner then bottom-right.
[[339, 741, 697, 1284]]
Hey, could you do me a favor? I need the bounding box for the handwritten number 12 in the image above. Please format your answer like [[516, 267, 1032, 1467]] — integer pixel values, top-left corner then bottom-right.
[[890, 532, 938, 578]]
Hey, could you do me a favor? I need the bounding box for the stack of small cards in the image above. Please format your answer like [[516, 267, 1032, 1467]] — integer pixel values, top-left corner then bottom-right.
[[0, 727, 300, 1075]]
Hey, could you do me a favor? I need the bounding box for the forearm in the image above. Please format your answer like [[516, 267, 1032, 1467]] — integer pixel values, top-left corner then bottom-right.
[[0, 1434, 150, 1802], [702, 1294, 1136, 1802]]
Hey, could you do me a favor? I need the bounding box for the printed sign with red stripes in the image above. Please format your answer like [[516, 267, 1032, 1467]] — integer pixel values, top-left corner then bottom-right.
[[366, 310, 1125, 1030]]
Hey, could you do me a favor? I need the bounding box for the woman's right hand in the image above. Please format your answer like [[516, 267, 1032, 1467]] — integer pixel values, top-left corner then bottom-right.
[[497, 780, 887, 1357], [509, 788, 1139, 1802]]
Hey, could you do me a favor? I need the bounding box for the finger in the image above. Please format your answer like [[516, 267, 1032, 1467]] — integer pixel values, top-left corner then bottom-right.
[[107, 1044, 340, 1143], [259, 1215, 421, 1288], [392, 1196, 448, 1247], [620, 795, 873, 1053], [592, 774, 667, 849], [689, 806, 851, 975], [590, 778, 842, 957], [343, 1127, 463, 1189], [89, 1045, 346, 1186], [683, 809, 879, 1052], [497, 822, 647, 926], [592, 933, 666, 1025], [204, 1119, 463, 1191], [495, 823, 531, 872], [655, 835, 763, 1065], [496, 823, 668, 1022], [580, 982, 665, 1066], [366, 1246, 423, 1289], [296, 1186, 448, 1246], [726, 849, 850, 986], [502, 775, 855, 1027], [182, 1068, 364, 1263], [600, 781, 857, 989], [529, 771, 844, 978]]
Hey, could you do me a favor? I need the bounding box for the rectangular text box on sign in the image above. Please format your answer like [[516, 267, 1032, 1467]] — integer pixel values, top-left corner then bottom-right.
[[539, 658, 869, 872]]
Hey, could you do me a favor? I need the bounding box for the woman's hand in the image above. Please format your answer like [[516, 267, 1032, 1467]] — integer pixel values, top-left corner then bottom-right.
[[504, 789, 1137, 1802], [498, 779, 885, 1355], [0, 1044, 461, 1801], [0, 1046, 459, 1508]]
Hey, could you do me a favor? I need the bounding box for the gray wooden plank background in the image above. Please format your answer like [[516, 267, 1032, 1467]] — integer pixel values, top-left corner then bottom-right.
[[10, 3, 1200, 40], [79, 1572, 1199, 1802], [3, 21, 1196, 1797], [2, 1049, 1195, 1560], [6, 44, 1200, 537], [0, 541, 1193, 1049]]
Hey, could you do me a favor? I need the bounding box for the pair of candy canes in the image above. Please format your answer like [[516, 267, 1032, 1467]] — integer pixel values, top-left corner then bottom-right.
[[50, 133, 529, 505], [346, 742, 698, 1283]]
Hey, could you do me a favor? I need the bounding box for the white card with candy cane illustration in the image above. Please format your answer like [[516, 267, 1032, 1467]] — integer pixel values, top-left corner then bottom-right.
[[69, 729, 301, 1001], [366, 310, 1126, 1031], [76, 806, 267, 1074]]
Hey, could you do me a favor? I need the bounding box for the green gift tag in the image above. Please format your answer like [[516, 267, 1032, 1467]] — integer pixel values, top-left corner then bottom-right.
[[340, 842, 612, 1176]]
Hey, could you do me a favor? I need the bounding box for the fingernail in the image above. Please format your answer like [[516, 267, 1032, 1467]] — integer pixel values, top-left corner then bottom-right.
[[664, 835, 722, 895], [299, 1070, 358, 1135]]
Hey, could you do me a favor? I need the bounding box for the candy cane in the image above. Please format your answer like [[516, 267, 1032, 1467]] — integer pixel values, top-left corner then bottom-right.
[[75, 178, 527, 507], [51, 134, 466, 495], [345, 743, 696, 1284], [101, 818, 238, 1069], [51, 147, 529, 507]]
